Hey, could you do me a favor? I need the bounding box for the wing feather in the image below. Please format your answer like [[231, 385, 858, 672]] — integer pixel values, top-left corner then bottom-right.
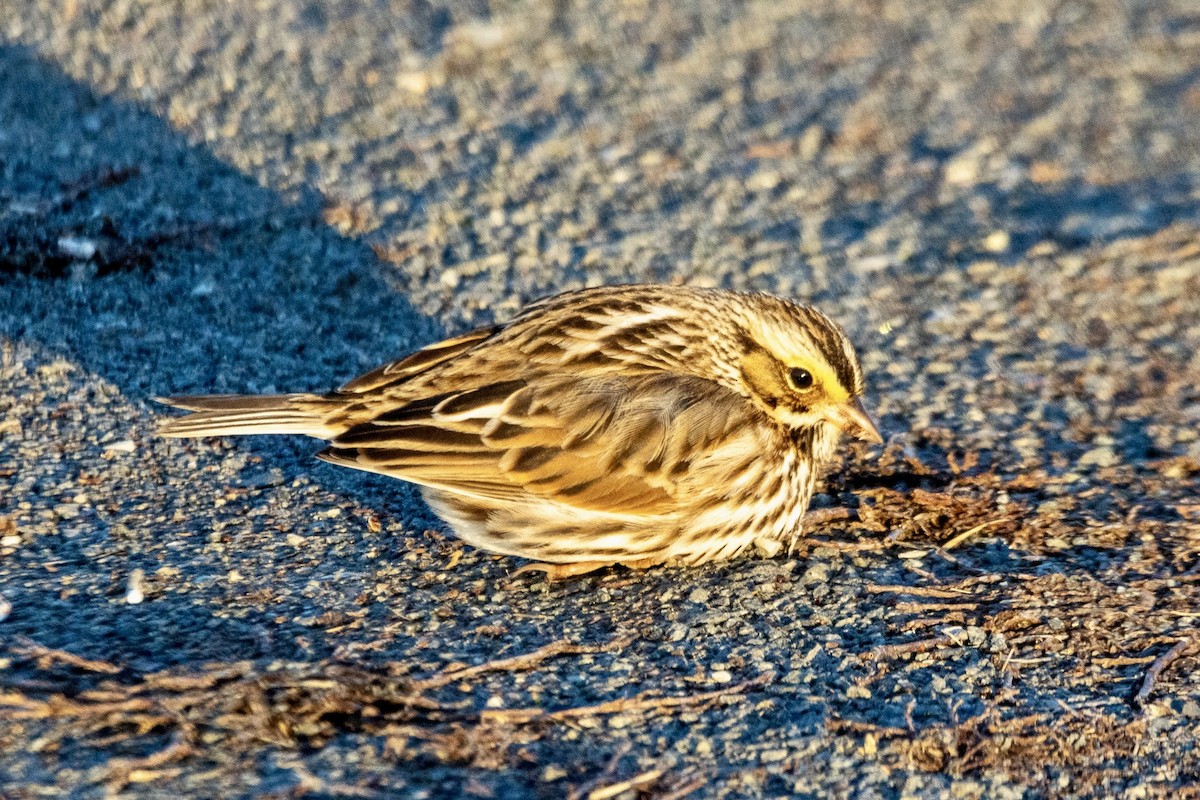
[[321, 374, 757, 516], [337, 325, 501, 393]]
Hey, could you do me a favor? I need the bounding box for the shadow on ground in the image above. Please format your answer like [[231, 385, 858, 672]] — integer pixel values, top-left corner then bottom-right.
[[0, 43, 443, 668]]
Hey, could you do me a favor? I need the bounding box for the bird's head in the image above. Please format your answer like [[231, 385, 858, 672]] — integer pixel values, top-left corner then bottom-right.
[[732, 296, 882, 444]]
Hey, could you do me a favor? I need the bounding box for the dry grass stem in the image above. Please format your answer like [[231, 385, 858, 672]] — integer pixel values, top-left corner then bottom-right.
[[412, 636, 632, 691], [860, 636, 957, 662], [482, 672, 774, 725], [941, 518, 1008, 551]]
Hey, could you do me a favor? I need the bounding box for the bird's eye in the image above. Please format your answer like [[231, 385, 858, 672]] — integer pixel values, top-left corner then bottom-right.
[[788, 367, 814, 391]]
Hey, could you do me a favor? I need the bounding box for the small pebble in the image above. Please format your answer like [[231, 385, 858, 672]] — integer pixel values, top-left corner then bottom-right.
[[125, 569, 145, 604], [57, 236, 97, 260], [541, 766, 567, 782]]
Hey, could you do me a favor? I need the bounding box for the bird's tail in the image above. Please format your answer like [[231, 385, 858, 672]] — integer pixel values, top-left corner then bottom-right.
[[156, 394, 342, 439]]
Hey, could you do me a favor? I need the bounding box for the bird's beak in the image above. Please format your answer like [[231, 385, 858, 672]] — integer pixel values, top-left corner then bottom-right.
[[827, 397, 883, 444]]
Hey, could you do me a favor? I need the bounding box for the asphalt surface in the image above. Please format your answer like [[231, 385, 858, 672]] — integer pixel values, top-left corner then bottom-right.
[[1, 1, 1199, 797]]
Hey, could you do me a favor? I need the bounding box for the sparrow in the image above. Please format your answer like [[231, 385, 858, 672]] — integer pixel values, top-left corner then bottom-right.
[[159, 284, 882, 579]]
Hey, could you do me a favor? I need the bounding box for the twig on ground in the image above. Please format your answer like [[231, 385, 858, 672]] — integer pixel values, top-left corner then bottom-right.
[[103, 728, 197, 792], [941, 518, 1007, 551], [278, 756, 382, 798], [413, 634, 633, 691], [0, 691, 52, 712], [826, 717, 910, 738], [1092, 655, 1158, 668], [11, 636, 123, 674], [864, 584, 975, 599], [895, 601, 980, 616], [7, 695, 156, 720], [802, 508, 855, 527], [482, 672, 773, 726], [795, 538, 893, 553], [568, 742, 632, 800], [654, 770, 708, 800], [141, 662, 255, 692], [860, 635, 956, 662], [586, 769, 664, 800], [1133, 636, 1196, 707]]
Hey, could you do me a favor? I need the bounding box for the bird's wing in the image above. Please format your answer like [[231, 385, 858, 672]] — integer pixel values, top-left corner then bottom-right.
[[317, 373, 757, 515], [337, 325, 502, 393]]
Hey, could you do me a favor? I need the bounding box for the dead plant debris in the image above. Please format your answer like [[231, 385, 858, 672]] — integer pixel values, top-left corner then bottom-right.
[[0, 633, 773, 793]]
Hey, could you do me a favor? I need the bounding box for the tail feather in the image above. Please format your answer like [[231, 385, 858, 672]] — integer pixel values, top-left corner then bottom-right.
[[156, 394, 340, 439]]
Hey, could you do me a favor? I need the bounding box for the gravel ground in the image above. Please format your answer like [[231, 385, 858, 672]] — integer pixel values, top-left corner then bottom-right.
[[2, 1, 1199, 797]]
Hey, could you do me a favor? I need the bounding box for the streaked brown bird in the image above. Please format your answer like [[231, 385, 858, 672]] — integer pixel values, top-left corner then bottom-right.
[[158, 284, 882, 579]]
